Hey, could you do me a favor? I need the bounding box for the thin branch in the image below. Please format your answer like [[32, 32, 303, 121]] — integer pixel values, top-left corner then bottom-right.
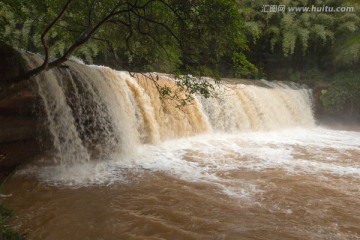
[[42, 8, 132, 68], [130, 7, 181, 46], [91, 36, 119, 60], [109, 18, 131, 27], [1, 0, 184, 91], [40, 0, 74, 69], [88, 0, 97, 26], [56, 24, 82, 34], [124, 4, 136, 58], [135, 15, 178, 70], [156, 0, 185, 24]]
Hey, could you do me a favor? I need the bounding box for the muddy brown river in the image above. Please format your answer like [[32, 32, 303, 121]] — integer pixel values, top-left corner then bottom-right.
[[2, 128, 360, 239]]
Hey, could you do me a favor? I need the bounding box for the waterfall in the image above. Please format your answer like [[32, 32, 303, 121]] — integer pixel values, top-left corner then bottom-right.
[[26, 54, 315, 165], [198, 81, 314, 132], [24, 54, 91, 167]]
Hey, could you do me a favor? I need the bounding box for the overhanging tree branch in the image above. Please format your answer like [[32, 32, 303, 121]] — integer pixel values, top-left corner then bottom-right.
[[1, 0, 74, 86], [2, 2, 134, 86], [1, 0, 187, 92], [41, 0, 74, 70]]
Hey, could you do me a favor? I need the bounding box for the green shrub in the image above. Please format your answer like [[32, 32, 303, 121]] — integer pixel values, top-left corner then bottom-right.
[[320, 72, 360, 116], [0, 204, 26, 240]]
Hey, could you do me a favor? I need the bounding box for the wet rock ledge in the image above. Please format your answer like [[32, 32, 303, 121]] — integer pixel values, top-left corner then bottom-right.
[[0, 44, 41, 182]]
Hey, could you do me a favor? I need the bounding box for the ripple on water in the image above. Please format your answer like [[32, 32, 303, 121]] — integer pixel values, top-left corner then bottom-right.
[[4, 127, 360, 239]]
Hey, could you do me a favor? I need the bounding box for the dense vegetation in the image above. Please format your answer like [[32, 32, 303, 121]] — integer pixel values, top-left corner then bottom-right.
[[240, 0, 360, 119], [0, 0, 359, 115], [0, 0, 359, 236], [0, 203, 25, 240]]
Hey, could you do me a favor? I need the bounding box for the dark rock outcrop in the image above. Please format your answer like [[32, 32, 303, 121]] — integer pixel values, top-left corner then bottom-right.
[[0, 44, 41, 181]]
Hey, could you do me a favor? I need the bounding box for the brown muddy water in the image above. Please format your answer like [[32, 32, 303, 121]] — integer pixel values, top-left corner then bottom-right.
[[2, 128, 360, 240], [4, 54, 359, 239]]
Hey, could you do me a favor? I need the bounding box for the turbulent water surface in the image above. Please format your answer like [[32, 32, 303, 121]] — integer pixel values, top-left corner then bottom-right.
[[2, 55, 360, 239]]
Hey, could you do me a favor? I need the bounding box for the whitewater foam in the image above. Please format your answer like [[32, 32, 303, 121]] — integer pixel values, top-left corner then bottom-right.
[[16, 128, 360, 200]]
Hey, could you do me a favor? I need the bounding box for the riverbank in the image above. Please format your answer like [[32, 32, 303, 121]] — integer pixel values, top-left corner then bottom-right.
[[0, 202, 26, 239]]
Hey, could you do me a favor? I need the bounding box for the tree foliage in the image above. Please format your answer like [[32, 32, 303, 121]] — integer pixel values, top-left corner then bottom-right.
[[239, 0, 360, 78], [320, 72, 360, 115], [1, 0, 360, 116], [0, 0, 254, 84], [238, 0, 360, 116]]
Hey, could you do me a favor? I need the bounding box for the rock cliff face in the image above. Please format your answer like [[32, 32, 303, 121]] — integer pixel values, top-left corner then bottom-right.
[[0, 45, 41, 181]]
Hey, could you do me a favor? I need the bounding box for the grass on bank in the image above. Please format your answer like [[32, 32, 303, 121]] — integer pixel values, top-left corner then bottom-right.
[[0, 204, 25, 240]]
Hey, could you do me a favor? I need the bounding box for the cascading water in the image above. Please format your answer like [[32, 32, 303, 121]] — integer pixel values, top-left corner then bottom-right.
[[198, 81, 314, 132], [5, 53, 360, 240], [23, 54, 91, 167], [26, 54, 315, 167]]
